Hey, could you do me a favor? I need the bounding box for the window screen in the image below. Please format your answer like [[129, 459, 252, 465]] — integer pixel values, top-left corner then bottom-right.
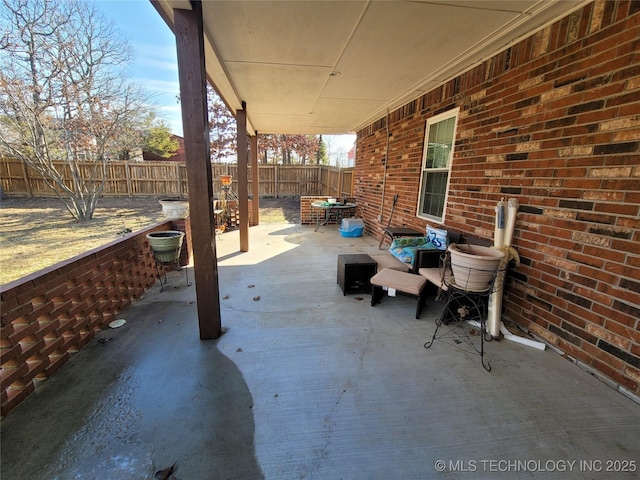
[[417, 109, 459, 222]]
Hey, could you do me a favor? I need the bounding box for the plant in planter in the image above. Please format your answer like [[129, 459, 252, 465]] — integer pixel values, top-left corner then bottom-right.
[[159, 198, 189, 220], [147, 230, 191, 292], [146, 230, 185, 263], [448, 244, 505, 292]]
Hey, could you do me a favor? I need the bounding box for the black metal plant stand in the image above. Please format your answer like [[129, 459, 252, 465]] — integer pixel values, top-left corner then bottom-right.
[[151, 247, 191, 293], [424, 252, 503, 372]]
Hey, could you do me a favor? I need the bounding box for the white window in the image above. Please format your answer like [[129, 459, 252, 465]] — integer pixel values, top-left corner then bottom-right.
[[416, 108, 459, 223]]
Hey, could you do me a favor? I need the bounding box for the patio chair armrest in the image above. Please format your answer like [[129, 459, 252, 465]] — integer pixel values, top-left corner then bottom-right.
[[412, 249, 442, 273]]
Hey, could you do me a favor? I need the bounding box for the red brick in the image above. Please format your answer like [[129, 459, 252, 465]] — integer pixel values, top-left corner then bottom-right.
[[0, 345, 22, 364], [355, 0, 639, 396], [1, 381, 35, 417], [0, 363, 28, 390]]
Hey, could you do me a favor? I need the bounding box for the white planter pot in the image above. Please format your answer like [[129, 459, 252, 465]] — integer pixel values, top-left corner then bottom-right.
[[159, 199, 189, 220], [448, 244, 505, 292], [147, 230, 185, 263]]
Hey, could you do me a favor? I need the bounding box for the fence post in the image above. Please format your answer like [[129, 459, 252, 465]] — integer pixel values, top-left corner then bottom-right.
[[275, 164, 279, 198], [21, 161, 33, 197], [176, 162, 181, 197], [125, 161, 132, 198], [181, 164, 187, 197]]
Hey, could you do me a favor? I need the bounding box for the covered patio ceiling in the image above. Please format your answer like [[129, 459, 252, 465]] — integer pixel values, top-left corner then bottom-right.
[[153, 0, 588, 136]]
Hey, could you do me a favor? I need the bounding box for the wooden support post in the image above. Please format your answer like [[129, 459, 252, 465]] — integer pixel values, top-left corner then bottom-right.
[[174, 3, 222, 340], [251, 134, 259, 225], [237, 105, 249, 252]]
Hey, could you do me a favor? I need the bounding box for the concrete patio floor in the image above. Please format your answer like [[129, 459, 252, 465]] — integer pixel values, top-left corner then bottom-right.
[[2, 223, 639, 479]]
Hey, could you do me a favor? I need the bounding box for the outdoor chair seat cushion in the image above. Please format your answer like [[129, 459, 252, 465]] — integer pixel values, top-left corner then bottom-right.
[[369, 253, 411, 272], [370, 268, 427, 296], [389, 236, 440, 267], [418, 267, 450, 291], [370, 268, 429, 319]]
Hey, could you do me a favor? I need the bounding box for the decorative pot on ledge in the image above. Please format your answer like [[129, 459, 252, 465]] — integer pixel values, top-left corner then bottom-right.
[[147, 230, 185, 263], [159, 198, 189, 220], [448, 244, 505, 292]]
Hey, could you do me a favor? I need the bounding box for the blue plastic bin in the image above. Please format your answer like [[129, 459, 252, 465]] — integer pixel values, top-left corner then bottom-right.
[[339, 226, 364, 237], [341, 218, 364, 230], [339, 219, 364, 237]]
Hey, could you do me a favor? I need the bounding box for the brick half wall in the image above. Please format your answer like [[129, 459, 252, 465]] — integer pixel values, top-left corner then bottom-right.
[[0, 220, 189, 416], [300, 196, 359, 225]]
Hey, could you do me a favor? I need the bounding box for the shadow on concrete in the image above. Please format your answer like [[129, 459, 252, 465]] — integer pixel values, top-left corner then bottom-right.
[[0, 298, 264, 480]]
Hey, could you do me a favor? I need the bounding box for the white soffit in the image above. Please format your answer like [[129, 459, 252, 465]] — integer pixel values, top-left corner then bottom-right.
[[154, 0, 589, 135]]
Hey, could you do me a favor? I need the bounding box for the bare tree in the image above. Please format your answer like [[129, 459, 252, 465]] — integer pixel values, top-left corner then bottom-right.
[[258, 133, 320, 164], [0, 0, 155, 221], [291, 135, 320, 165], [207, 84, 236, 162], [316, 135, 328, 165], [257, 134, 279, 164]]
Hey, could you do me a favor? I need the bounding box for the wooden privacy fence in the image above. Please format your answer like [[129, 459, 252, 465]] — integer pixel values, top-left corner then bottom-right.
[[320, 166, 354, 199], [0, 158, 354, 199]]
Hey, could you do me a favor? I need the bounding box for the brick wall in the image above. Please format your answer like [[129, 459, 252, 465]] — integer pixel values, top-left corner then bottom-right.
[[0, 221, 190, 416], [301, 196, 336, 225], [355, 1, 640, 395]]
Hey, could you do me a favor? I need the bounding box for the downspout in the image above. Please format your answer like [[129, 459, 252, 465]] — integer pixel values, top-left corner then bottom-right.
[[378, 109, 391, 223]]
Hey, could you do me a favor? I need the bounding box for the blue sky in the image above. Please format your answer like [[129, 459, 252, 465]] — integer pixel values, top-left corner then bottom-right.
[[95, 0, 355, 162], [95, 0, 182, 135]]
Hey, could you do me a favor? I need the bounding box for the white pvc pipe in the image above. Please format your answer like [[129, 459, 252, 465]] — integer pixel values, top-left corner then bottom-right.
[[484, 197, 548, 350], [488, 199, 507, 337], [467, 321, 546, 351], [505, 198, 518, 247], [494, 199, 506, 249], [500, 323, 546, 350], [488, 288, 503, 337]]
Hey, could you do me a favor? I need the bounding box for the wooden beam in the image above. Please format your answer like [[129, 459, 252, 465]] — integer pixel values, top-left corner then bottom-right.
[[237, 106, 249, 252], [174, 3, 221, 339], [251, 134, 259, 225]]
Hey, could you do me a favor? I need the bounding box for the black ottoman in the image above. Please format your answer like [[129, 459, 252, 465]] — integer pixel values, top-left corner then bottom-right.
[[337, 254, 376, 295]]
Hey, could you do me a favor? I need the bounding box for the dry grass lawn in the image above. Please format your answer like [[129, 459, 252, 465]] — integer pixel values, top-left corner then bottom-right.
[[0, 196, 300, 285]]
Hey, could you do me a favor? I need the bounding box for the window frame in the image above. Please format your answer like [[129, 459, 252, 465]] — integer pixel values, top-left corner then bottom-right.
[[416, 107, 460, 224]]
